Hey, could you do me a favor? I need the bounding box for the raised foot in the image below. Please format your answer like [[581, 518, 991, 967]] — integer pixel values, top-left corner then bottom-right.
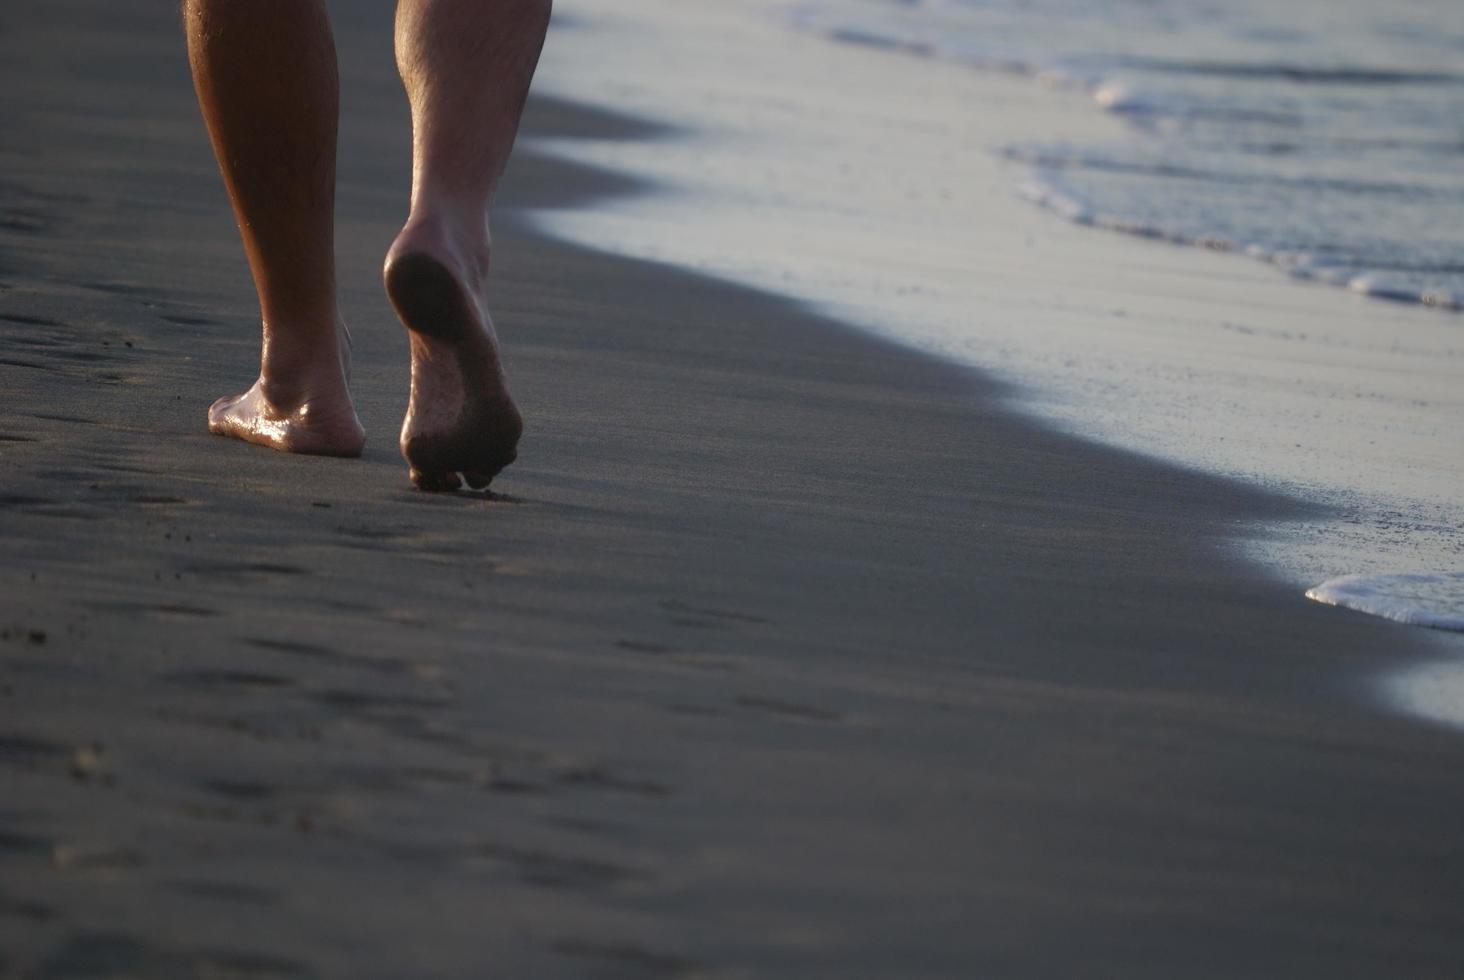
[[384, 247, 522, 492], [208, 379, 365, 458]]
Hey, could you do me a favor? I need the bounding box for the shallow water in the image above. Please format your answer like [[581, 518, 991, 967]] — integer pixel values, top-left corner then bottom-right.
[[791, 0, 1464, 309]]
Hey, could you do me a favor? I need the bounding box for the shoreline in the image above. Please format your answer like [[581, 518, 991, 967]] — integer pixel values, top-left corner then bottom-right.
[[4, 1, 1464, 976], [789, 2, 1464, 315], [524, 0, 1464, 595]]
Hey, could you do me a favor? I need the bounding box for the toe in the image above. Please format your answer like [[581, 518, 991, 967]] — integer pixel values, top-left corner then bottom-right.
[[463, 470, 494, 490], [410, 467, 463, 492], [207, 394, 240, 430]]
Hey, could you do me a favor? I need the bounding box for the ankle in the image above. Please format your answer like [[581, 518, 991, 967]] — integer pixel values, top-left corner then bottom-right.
[[257, 342, 351, 410]]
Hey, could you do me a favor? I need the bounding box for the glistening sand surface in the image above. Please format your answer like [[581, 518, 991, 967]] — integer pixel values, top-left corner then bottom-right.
[[3, 2, 1464, 978]]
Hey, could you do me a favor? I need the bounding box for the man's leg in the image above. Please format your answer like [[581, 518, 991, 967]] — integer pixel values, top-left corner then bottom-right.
[[385, 0, 552, 490], [184, 0, 365, 457]]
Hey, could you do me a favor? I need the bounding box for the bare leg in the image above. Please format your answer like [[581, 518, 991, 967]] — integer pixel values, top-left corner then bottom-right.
[[386, 0, 551, 490], [185, 0, 365, 457]]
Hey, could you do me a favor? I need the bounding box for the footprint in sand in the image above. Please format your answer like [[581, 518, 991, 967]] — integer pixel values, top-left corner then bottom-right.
[[0, 313, 61, 328], [161, 669, 296, 693], [735, 694, 845, 723], [551, 939, 700, 980]]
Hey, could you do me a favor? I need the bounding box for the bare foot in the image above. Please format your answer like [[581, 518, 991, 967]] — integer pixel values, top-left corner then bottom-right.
[[384, 216, 522, 492], [208, 322, 365, 458]]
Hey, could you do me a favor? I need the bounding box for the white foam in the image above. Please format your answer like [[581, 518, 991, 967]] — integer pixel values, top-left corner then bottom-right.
[[1091, 81, 1164, 115], [1018, 178, 1094, 224], [1306, 572, 1464, 632], [1348, 275, 1418, 303]]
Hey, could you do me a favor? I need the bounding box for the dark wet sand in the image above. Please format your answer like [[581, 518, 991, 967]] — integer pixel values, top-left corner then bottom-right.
[[4, 3, 1464, 978]]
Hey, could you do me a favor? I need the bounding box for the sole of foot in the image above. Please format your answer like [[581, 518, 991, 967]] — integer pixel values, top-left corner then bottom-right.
[[384, 245, 522, 492]]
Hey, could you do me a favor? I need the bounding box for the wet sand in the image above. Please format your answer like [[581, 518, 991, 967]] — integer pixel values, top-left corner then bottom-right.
[[4, 2, 1464, 978]]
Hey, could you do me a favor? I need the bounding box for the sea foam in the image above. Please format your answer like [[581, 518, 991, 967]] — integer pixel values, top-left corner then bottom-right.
[[1307, 572, 1464, 632]]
